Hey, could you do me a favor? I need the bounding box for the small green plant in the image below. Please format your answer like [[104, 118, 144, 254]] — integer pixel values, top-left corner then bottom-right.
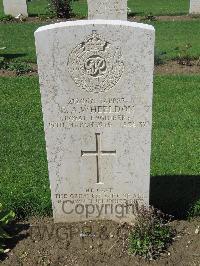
[[175, 44, 194, 66], [0, 204, 15, 254], [154, 49, 166, 66], [49, 0, 72, 18], [188, 199, 200, 219], [129, 205, 175, 260], [0, 15, 13, 22], [0, 56, 32, 75], [6, 62, 32, 75]]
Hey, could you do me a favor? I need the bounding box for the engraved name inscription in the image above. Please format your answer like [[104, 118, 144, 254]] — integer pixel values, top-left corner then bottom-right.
[[48, 97, 150, 129]]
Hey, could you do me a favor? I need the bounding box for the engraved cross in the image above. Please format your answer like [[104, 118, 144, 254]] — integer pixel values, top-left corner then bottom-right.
[[81, 133, 116, 184]]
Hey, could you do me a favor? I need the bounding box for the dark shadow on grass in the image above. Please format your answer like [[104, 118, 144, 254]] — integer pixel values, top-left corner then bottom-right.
[[28, 13, 44, 17], [28, 13, 39, 17], [150, 175, 200, 219], [0, 222, 30, 262], [128, 12, 140, 17], [0, 53, 27, 60]]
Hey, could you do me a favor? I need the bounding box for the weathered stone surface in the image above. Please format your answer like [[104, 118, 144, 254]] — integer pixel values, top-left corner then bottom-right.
[[189, 0, 200, 14], [87, 0, 127, 20], [35, 20, 155, 223], [3, 0, 28, 17]]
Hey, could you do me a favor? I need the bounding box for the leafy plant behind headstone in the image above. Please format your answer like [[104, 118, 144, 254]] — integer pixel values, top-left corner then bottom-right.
[[49, 0, 72, 18]]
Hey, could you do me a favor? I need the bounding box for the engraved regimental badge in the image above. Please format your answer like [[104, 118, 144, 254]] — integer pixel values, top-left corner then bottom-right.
[[68, 32, 124, 93]]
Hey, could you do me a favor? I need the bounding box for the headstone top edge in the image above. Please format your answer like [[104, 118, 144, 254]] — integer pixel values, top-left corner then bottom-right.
[[34, 20, 155, 35]]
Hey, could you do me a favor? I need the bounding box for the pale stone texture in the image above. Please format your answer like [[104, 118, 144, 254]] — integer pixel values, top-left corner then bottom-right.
[[3, 0, 28, 17], [189, 0, 200, 14], [35, 20, 155, 223], [88, 0, 127, 20]]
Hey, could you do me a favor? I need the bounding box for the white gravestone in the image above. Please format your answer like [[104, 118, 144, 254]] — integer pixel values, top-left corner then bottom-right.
[[189, 0, 200, 14], [88, 0, 127, 20], [3, 0, 28, 17], [35, 20, 155, 223]]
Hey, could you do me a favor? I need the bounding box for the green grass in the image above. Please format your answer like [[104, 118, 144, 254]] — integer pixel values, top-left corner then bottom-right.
[[71, 0, 87, 17], [0, 0, 3, 18], [0, 0, 190, 18], [73, 0, 189, 17], [0, 75, 199, 218], [28, 0, 50, 17], [128, 0, 189, 16], [151, 75, 200, 176], [0, 23, 41, 63], [152, 21, 200, 60], [0, 77, 51, 218], [1, 20, 200, 64]]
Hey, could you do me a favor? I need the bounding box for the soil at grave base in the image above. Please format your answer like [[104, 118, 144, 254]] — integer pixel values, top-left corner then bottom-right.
[[0, 69, 37, 77], [155, 60, 200, 75], [0, 64, 38, 77], [0, 61, 199, 78], [129, 15, 200, 22], [1, 15, 200, 24], [0, 217, 200, 266]]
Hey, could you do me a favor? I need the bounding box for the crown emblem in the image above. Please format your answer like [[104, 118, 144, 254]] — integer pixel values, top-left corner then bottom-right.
[[83, 32, 106, 52]]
